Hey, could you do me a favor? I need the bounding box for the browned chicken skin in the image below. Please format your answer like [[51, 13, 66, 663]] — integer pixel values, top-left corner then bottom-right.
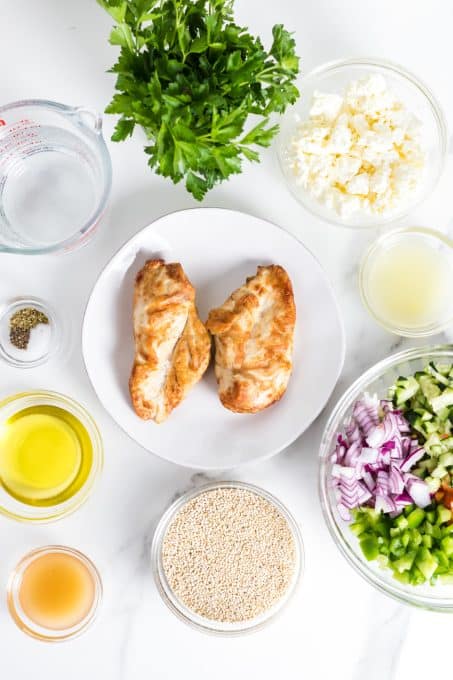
[[206, 265, 296, 414], [129, 259, 211, 423]]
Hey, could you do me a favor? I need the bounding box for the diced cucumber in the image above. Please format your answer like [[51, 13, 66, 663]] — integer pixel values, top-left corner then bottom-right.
[[437, 407, 452, 422], [435, 364, 452, 377], [439, 452, 453, 467], [432, 465, 448, 479], [425, 421, 441, 435], [393, 376, 420, 406], [414, 408, 433, 422], [431, 389, 453, 414], [418, 374, 441, 401], [427, 362, 451, 387]]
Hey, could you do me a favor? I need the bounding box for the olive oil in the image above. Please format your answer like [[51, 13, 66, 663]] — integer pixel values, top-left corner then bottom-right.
[[0, 405, 93, 506]]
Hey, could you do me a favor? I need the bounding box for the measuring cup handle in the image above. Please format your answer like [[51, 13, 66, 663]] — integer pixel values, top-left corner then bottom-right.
[[74, 107, 103, 134]]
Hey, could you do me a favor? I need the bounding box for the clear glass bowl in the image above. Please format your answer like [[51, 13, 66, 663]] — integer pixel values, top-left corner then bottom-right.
[[7, 545, 102, 641], [319, 345, 453, 611], [0, 100, 112, 254], [277, 58, 447, 229], [151, 481, 304, 635], [360, 227, 453, 336], [0, 391, 103, 522]]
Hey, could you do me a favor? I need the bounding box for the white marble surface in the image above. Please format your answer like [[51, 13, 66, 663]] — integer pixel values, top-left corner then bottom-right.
[[1, 1, 453, 678]]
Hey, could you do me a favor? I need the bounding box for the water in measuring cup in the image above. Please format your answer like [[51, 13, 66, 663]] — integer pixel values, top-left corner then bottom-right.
[[0, 125, 98, 248]]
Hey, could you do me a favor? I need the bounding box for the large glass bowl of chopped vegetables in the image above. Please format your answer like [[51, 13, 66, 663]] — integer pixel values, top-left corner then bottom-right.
[[319, 345, 453, 610], [277, 58, 447, 229]]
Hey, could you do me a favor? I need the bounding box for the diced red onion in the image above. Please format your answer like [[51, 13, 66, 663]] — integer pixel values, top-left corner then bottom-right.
[[344, 441, 362, 466], [388, 465, 405, 495], [337, 504, 351, 521], [359, 447, 379, 464], [399, 447, 425, 473], [406, 477, 431, 508], [380, 449, 391, 465], [394, 492, 413, 507], [331, 394, 431, 520], [366, 415, 398, 448], [352, 393, 380, 436], [381, 440, 396, 452], [345, 418, 361, 445], [362, 470, 375, 491], [332, 464, 355, 479], [375, 495, 397, 514]]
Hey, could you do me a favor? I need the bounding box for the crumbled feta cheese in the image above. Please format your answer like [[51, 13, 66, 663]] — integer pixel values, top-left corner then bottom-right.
[[333, 155, 362, 184], [369, 166, 390, 195], [350, 114, 369, 136], [309, 91, 343, 121], [328, 122, 352, 154], [285, 74, 425, 220], [346, 173, 370, 195]]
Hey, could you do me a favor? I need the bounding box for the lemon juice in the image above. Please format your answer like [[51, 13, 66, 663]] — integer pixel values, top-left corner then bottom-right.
[[362, 230, 453, 332], [0, 405, 93, 506]]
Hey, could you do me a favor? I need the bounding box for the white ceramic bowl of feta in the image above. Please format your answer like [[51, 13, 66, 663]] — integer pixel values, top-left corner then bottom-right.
[[277, 58, 447, 229]]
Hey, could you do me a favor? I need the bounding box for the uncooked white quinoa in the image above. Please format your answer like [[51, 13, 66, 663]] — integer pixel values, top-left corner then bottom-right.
[[161, 487, 297, 623]]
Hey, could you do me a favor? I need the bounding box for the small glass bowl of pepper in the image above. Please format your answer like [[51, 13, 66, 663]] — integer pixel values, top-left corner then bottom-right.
[[0, 297, 61, 368]]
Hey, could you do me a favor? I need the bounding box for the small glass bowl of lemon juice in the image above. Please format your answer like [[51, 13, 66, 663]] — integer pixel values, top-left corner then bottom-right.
[[360, 227, 453, 337], [0, 391, 103, 522]]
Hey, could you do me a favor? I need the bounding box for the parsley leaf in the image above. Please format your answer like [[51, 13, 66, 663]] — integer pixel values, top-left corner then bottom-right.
[[98, 0, 300, 199]]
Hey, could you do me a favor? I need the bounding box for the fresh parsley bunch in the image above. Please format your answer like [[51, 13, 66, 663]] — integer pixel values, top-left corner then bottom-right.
[[98, 0, 300, 199]]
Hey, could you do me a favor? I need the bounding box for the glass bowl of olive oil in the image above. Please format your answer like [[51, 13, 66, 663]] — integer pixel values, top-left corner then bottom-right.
[[0, 391, 103, 522]]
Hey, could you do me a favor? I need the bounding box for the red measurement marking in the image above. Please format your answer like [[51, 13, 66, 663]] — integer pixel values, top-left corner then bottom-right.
[[0, 119, 6, 126]]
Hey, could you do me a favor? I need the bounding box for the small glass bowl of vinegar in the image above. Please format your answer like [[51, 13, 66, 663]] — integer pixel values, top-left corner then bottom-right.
[[0, 391, 103, 522], [7, 545, 102, 641], [359, 227, 453, 337]]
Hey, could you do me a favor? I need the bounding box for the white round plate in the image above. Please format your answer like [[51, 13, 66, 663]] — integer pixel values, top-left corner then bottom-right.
[[83, 208, 345, 469]]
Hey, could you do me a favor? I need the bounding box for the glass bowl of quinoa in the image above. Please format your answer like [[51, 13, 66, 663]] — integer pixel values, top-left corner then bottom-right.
[[151, 481, 303, 635]]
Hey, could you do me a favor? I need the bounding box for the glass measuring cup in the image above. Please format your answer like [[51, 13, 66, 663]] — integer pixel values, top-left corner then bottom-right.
[[0, 100, 112, 254]]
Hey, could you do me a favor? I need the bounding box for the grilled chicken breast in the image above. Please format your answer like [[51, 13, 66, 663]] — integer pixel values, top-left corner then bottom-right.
[[206, 265, 296, 414], [130, 259, 211, 423]]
